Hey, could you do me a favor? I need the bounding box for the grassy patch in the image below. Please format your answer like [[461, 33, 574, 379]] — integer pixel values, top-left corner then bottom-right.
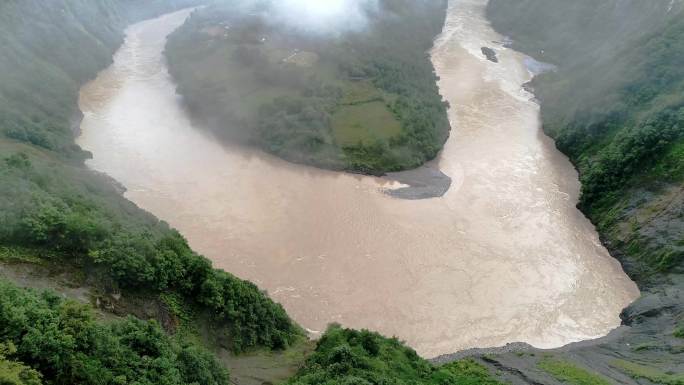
[[612, 359, 684, 385], [332, 101, 402, 146], [674, 325, 684, 339], [0, 245, 46, 264], [632, 342, 659, 352], [224, 339, 314, 385], [439, 359, 504, 385], [651, 137, 684, 183], [339, 81, 384, 105], [538, 357, 612, 385]]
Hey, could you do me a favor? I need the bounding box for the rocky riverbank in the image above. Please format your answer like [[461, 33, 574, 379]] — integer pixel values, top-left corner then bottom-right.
[[385, 165, 452, 199], [434, 274, 683, 384]]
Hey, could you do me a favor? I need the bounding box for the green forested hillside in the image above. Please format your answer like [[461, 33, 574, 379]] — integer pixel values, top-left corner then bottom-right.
[[165, 0, 449, 174], [0, 0, 302, 372], [0, 280, 228, 385], [488, 0, 684, 280]]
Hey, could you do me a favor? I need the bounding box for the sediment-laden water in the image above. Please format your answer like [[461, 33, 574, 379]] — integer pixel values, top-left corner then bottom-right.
[[77, 1, 639, 357]]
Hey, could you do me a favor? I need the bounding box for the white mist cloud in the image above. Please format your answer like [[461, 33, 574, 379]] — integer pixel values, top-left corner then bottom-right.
[[270, 0, 378, 33]]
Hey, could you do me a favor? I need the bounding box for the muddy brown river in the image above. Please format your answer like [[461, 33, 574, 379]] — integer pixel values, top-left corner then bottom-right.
[[77, 0, 639, 357]]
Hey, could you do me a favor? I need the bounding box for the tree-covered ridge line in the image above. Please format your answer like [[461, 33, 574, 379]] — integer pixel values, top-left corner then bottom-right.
[[165, 0, 450, 174]]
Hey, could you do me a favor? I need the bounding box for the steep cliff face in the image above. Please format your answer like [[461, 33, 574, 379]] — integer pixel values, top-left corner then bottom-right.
[[437, 1, 684, 383]]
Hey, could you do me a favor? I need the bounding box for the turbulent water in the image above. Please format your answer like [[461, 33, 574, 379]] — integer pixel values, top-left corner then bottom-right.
[[77, 0, 639, 357]]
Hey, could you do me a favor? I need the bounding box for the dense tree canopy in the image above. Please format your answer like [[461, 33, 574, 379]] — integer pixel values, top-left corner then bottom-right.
[[286, 325, 502, 385], [0, 280, 228, 385], [0, 342, 42, 385]]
